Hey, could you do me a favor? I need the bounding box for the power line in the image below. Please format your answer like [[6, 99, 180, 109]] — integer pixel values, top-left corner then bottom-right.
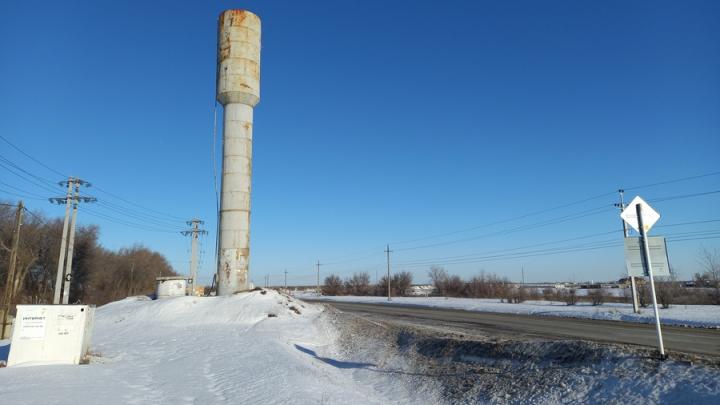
[[394, 229, 720, 270], [92, 185, 187, 222], [0, 188, 47, 201], [647, 190, 720, 203], [397, 229, 621, 266], [395, 205, 614, 252], [0, 134, 67, 178], [396, 218, 720, 267], [94, 200, 185, 229], [0, 181, 48, 198], [0, 158, 60, 194], [390, 191, 618, 246], [624, 170, 720, 192], [383, 169, 720, 248], [0, 136, 188, 223], [82, 207, 180, 233]]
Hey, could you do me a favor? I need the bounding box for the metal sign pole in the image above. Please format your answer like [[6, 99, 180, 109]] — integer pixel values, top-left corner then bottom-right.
[[636, 203, 665, 358]]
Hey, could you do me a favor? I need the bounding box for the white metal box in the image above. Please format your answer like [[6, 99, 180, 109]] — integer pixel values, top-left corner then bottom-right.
[[7, 305, 95, 367], [156, 276, 188, 298]]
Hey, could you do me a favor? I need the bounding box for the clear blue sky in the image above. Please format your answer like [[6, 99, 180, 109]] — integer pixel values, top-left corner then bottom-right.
[[1, 0, 718, 286]]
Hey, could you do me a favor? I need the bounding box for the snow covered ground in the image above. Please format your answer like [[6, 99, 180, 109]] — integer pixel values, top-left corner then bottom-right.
[[0, 290, 437, 404], [1, 290, 719, 403], [295, 294, 720, 328]]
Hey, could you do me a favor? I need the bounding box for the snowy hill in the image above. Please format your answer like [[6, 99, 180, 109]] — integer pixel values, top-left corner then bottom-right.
[[0, 290, 420, 404]]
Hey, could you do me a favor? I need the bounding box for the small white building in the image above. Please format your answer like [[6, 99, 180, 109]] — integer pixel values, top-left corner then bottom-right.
[[156, 276, 188, 299]]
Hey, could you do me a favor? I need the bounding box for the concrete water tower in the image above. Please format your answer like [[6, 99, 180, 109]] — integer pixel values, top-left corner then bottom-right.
[[215, 10, 261, 295]]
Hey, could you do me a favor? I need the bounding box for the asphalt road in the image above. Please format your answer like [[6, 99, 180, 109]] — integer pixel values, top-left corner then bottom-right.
[[309, 300, 720, 357]]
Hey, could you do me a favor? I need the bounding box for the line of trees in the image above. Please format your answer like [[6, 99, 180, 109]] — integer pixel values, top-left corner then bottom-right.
[[320, 255, 720, 307], [0, 203, 177, 308], [322, 271, 413, 297]]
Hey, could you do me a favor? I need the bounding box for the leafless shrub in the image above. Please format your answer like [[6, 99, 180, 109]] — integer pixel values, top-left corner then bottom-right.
[[525, 287, 540, 300], [697, 247, 720, 305], [563, 289, 578, 306], [428, 266, 449, 296], [443, 275, 465, 297], [344, 272, 371, 296], [392, 271, 413, 296], [588, 289, 605, 306], [637, 283, 649, 308], [322, 274, 343, 296], [542, 288, 555, 302], [511, 287, 527, 304]]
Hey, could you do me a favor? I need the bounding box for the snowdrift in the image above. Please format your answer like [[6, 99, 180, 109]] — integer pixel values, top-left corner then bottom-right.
[[0, 290, 397, 404]]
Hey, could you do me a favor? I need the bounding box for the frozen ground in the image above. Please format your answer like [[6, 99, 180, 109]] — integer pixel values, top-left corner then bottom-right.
[[329, 307, 720, 404], [295, 293, 720, 328], [0, 290, 439, 404]]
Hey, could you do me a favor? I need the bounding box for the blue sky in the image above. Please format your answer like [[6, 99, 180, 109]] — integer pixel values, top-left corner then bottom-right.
[[1, 0, 718, 286]]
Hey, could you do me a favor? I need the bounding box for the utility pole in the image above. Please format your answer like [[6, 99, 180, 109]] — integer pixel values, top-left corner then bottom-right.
[[1, 201, 23, 339], [316, 260, 321, 296], [52, 178, 74, 304], [616, 189, 640, 313], [284, 269, 288, 290], [181, 218, 207, 296], [128, 261, 135, 297], [385, 244, 392, 301], [50, 178, 95, 305], [521, 266, 525, 285]]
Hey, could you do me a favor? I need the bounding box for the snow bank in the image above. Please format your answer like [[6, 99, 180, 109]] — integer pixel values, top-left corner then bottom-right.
[[296, 294, 720, 328], [0, 290, 412, 404]]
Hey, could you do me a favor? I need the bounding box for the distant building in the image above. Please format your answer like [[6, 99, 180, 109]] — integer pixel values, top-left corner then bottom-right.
[[405, 285, 436, 297]]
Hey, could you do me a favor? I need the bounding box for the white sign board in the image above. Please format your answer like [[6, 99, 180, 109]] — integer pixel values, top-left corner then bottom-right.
[[7, 305, 95, 367], [621, 196, 660, 233], [623, 236, 671, 277], [18, 310, 47, 340]]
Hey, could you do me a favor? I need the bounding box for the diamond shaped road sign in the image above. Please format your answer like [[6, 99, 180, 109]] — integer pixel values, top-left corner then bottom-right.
[[621, 196, 660, 233]]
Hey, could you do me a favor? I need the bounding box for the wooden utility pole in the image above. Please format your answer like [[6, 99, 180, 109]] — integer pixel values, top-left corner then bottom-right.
[[385, 244, 392, 301], [128, 261, 135, 297], [316, 260, 321, 296], [1, 201, 24, 339], [616, 189, 640, 313]]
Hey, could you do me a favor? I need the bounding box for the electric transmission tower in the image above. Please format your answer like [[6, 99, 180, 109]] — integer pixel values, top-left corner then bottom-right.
[[181, 218, 207, 295], [50, 177, 96, 305]]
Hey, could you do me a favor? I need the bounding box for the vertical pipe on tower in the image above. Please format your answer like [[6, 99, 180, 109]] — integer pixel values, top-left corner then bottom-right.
[[215, 10, 261, 295]]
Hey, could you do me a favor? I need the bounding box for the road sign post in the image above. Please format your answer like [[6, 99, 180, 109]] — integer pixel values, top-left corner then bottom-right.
[[621, 196, 665, 359]]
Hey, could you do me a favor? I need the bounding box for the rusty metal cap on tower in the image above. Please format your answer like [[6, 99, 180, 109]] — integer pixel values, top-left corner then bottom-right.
[[216, 10, 261, 106]]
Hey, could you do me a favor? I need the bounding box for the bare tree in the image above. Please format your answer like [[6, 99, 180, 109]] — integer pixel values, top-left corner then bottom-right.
[[656, 267, 680, 309], [588, 289, 605, 306], [443, 275, 465, 297], [562, 288, 578, 306], [322, 274, 343, 296], [344, 272, 371, 296], [698, 247, 720, 304], [0, 202, 177, 308], [392, 271, 413, 296], [428, 266, 449, 296]]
